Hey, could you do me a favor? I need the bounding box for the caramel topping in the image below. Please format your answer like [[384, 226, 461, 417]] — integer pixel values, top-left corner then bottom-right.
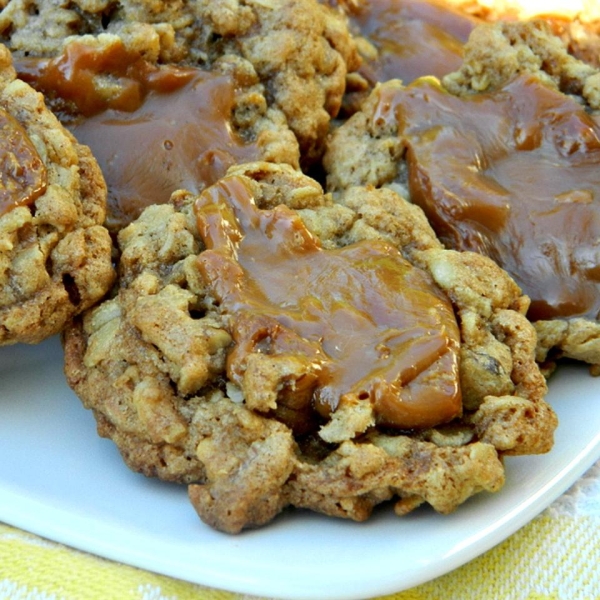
[[375, 75, 600, 321], [0, 109, 47, 217], [194, 176, 461, 432], [349, 0, 479, 85], [17, 41, 261, 228], [15, 41, 190, 116]]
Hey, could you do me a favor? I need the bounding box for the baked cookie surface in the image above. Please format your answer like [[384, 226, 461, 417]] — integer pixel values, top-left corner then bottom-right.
[[0, 0, 360, 171], [0, 43, 114, 345], [63, 162, 555, 533], [325, 20, 600, 373], [442, 20, 600, 105], [443, 0, 600, 68]]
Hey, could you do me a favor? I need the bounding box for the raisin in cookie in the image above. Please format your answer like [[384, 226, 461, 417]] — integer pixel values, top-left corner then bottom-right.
[[0, 0, 360, 168], [63, 161, 555, 533], [0, 44, 114, 345], [325, 20, 600, 373]]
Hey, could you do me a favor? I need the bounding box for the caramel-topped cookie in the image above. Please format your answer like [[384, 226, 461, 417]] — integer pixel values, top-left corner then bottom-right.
[[1, 0, 360, 173], [17, 36, 270, 230], [376, 74, 600, 322], [442, 0, 600, 68], [0, 44, 114, 345], [325, 21, 600, 373], [195, 175, 462, 432], [63, 162, 555, 533]]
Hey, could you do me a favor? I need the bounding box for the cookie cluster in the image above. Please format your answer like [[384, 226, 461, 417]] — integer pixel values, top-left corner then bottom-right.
[[1, 0, 599, 533]]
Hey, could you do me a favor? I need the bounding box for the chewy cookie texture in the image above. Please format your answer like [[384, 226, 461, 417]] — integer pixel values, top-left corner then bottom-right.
[[0, 0, 360, 167], [63, 163, 556, 533], [0, 44, 114, 345], [4, 0, 598, 533], [326, 17, 600, 375]]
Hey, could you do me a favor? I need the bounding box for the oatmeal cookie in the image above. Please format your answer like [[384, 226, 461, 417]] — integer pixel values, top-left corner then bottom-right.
[[325, 21, 600, 372], [0, 0, 360, 166], [13, 31, 301, 231], [441, 0, 600, 68], [63, 162, 555, 533], [0, 43, 114, 345], [442, 20, 600, 106]]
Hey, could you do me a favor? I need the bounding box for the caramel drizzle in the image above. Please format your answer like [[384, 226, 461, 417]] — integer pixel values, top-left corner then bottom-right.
[[0, 109, 47, 217], [376, 75, 600, 321], [194, 176, 461, 431]]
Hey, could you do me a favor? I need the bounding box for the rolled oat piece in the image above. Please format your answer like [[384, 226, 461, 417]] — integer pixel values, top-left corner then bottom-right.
[[0, 44, 114, 345]]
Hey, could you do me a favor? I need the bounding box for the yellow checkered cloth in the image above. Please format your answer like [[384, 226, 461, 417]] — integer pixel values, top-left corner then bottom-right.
[[1, 459, 599, 600]]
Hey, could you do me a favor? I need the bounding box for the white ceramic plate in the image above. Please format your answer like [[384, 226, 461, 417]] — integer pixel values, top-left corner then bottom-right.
[[2, 336, 600, 600]]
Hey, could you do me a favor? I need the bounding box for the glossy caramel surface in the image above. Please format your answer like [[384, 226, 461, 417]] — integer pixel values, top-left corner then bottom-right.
[[0, 109, 47, 217], [375, 75, 600, 320], [350, 0, 478, 84], [17, 41, 260, 228], [194, 176, 462, 430]]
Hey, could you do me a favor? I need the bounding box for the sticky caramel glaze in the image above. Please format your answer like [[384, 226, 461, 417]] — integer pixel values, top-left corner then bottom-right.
[[349, 0, 479, 84], [16, 41, 261, 229], [194, 176, 461, 432], [0, 109, 47, 217], [15, 41, 179, 116], [373, 75, 600, 321]]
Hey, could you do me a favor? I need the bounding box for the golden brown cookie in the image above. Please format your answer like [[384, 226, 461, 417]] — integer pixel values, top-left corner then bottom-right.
[[0, 0, 360, 170], [63, 162, 555, 533], [442, 20, 600, 105], [439, 0, 600, 68], [325, 20, 600, 373], [13, 32, 302, 231], [0, 44, 114, 345]]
